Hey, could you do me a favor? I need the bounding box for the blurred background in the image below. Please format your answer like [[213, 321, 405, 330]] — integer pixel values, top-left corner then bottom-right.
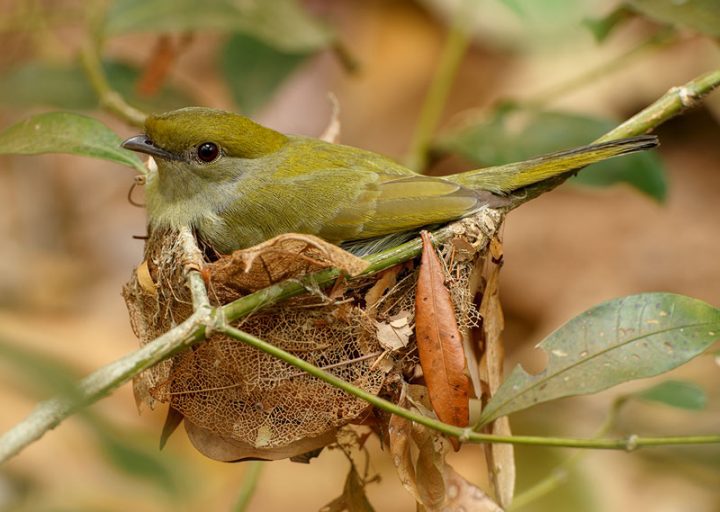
[[0, 0, 719, 510]]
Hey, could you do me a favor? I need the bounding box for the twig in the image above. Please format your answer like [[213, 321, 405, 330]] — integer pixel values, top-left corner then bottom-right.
[[79, 43, 146, 128], [216, 325, 720, 450], [508, 68, 720, 209], [232, 461, 264, 512]]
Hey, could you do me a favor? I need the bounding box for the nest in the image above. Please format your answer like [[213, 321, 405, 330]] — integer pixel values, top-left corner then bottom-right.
[[123, 209, 504, 461]]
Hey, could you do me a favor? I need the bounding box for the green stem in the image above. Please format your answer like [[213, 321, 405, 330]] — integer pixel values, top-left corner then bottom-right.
[[596, 68, 720, 141], [217, 325, 720, 450], [508, 67, 720, 209], [509, 397, 628, 510], [405, 0, 476, 171], [525, 29, 677, 108], [233, 461, 264, 512], [79, 43, 146, 127]]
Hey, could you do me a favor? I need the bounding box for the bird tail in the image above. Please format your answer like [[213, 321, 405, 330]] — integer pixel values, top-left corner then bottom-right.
[[448, 135, 659, 194]]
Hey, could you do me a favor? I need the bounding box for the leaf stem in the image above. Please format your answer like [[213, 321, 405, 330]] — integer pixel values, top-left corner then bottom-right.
[[525, 29, 677, 108], [79, 43, 147, 127], [232, 461, 264, 512], [217, 325, 720, 450]]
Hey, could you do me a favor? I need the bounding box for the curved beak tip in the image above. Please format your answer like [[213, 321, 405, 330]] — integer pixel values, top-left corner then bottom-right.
[[121, 134, 152, 152]]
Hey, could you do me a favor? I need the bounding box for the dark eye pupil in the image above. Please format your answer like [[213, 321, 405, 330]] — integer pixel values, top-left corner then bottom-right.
[[197, 142, 219, 162]]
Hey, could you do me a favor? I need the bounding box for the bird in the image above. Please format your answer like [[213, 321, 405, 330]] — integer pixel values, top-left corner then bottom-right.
[[121, 107, 658, 255]]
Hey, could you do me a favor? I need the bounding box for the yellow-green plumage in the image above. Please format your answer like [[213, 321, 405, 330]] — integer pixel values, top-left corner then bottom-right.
[[122, 107, 658, 254]]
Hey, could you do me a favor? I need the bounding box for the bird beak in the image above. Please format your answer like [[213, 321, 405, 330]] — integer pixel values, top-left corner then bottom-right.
[[121, 135, 180, 161]]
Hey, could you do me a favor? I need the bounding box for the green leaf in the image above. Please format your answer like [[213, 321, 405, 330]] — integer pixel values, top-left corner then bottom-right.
[[0, 112, 145, 172], [627, 0, 720, 37], [633, 379, 707, 410], [105, 0, 333, 52], [0, 338, 81, 400], [94, 430, 179, 494], [0, 60, 194, 112], [582, 6, 635, 43], [435, 107, 667, 201], [478, 293, 720, 425], [222, 32, 309, 114]]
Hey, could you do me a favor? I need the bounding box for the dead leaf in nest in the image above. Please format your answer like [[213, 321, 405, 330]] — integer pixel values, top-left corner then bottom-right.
[[477, 237, 514, 508], [207, 233, 369, 294], [444, 465, 504, 512], [364, 265, 400, 309], [184, 420, 337, 462], [136, 260, 157, 296], [321, 466, 376, 512], [389, 385, 499, 511], [375, 311, 413, 351], [415, 232, 470, 449]]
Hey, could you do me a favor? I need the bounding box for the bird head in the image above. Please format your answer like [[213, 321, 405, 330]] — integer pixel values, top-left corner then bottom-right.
[[122, 107, 288, 184]]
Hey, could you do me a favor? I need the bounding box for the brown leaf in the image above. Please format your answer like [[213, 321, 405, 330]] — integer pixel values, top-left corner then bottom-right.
[[364, 265, 400, 309], [375, 311, 413, 351], [137, 34, 193, 96], [207, 233, 369, 295], [184, 420, 337, 462], [388, 395, 419, 502], [413, 421, 446, 509], [477, 237, 515, 507], [443, 465, 504, 512], [136, 259, 157, 296], [320, 466, 376, 512], [159, 406, 183, 449], [415, 231, 470, 446]]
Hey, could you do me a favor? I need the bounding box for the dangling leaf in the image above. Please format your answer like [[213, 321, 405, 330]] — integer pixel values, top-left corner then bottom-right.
[[478, 293, 720, 425], [415, 232, 470, 446]]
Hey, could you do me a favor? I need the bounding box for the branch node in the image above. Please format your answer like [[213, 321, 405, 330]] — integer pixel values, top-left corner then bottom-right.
[[672, 85, 701, 108], [624, 434, 639, 452]]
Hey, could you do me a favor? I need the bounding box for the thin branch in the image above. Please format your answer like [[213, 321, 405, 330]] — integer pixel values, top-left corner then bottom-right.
[[232, 461, 264, 512], [524, 29, 677, 108], [79, 42, 147, 128], [217, 325, 720, 450], [508, 68, 720, 209]]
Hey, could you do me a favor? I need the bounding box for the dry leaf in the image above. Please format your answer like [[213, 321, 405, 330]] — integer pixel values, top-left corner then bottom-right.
[[415, 231, 470, 448], [375, 311, 413, 351], [184, 420, 337, 462], [137, 34, 192, 96], [159, 406, 183, 449], [321, 466, 376, 512], [478, 238, 515, 507], [444, 465, 504, 512], [364, 266, 400, 309], [413, 421, 447, 509], [207, 233, 369, 294], [136, 260, 157, 296]]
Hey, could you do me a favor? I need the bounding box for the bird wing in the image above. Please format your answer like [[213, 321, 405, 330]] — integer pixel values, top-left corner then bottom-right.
[[317, 173, 504, 242]]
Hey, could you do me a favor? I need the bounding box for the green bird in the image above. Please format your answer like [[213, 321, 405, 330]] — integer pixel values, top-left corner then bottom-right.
[[122, 107, 658, 255]]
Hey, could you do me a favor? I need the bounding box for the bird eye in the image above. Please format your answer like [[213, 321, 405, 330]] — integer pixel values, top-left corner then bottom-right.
[[197, 142, 219, 163]]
